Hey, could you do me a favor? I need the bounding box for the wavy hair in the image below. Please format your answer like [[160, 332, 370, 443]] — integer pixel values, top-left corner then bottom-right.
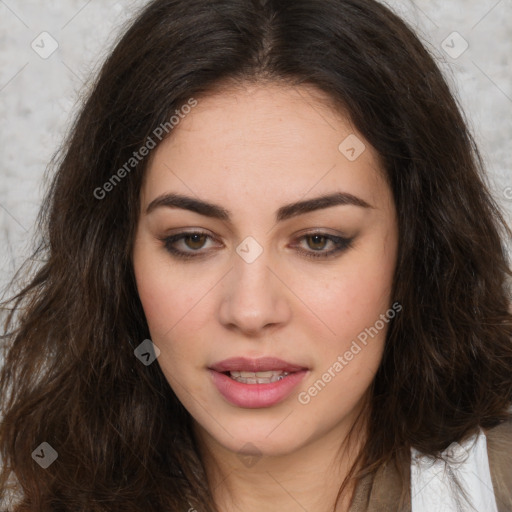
[[1, 0, 511, 510]]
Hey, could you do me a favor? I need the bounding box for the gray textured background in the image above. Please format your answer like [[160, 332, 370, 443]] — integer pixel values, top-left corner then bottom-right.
[[0, 0, 511, 294]]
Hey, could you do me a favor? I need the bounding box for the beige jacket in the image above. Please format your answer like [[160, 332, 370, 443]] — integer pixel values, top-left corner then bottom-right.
[[349, 419, 512, 512]]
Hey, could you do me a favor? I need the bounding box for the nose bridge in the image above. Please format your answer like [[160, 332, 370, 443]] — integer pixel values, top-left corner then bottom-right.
[[218, 237, 290, 333]]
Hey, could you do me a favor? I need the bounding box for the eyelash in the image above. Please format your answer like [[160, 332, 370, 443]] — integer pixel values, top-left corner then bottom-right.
[[159, 231, 354, 261]]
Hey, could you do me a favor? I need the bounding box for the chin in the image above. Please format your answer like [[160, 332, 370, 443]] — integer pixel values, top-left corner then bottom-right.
[[195, 412, 317, 458]]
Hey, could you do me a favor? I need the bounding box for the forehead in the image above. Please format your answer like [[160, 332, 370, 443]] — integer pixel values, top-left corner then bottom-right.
[[142, 83, 389, 212]]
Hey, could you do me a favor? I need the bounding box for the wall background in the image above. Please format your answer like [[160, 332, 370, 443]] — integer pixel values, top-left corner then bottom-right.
[[0, 0, 511, 294]]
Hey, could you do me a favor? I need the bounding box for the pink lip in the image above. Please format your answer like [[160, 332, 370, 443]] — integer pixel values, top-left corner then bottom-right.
[[208, 357, 309, 409], [209, 357, 307, 373]]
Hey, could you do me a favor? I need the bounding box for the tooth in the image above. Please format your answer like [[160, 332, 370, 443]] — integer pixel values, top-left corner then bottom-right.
[[236, 370, 288, 378], [229, 372, 291, 384], [253, 371, 274, 378]]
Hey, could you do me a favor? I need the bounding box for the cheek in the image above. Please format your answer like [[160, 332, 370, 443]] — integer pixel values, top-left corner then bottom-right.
[[137, 275, 208, 342], [294, 254, 393, 416], [133, 249, 206, 388], [294, 246, 396, 345], [133, 241, 192, 338]]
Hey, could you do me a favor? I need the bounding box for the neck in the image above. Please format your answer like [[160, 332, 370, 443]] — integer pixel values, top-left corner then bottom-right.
[[192, 416, 367, 512]]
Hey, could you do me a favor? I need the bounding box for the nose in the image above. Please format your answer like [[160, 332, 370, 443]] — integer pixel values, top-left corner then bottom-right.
[[217, 247, 292, 336]]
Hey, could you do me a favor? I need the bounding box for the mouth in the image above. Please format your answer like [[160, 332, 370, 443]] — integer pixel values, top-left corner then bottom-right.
[[208, 357, 309, 408], [209, 356, 308, 376]]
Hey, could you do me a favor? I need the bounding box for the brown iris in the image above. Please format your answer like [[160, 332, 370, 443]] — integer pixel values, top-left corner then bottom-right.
[[184, 234, 208, 250], [305, 234, 329, 251]]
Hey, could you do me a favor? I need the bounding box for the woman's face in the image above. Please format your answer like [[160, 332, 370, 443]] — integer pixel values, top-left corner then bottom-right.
[[132, 83, 398, 458]]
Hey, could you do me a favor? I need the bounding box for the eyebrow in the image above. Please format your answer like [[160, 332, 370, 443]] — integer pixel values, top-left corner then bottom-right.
[[145, 191, 373, 222]]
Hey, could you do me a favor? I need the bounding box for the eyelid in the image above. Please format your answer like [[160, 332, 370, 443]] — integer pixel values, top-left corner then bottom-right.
[[291, 227, 351, 239]]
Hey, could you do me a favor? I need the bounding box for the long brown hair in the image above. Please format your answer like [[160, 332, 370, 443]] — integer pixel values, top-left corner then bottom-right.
[[1, 0, 511, 510]]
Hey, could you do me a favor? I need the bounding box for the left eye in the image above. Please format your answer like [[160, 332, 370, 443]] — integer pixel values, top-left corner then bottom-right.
[[292, 233, 354, 259]]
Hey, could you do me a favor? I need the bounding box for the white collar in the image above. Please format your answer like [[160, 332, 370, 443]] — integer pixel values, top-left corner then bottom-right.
[[411, 428, 499, 511]]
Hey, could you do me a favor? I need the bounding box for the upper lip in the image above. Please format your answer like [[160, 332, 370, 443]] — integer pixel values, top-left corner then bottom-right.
[[209, 357, 308, 373]]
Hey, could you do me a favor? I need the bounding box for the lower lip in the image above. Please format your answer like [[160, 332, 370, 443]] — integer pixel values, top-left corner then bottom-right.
[[209, 370, 308, 408]]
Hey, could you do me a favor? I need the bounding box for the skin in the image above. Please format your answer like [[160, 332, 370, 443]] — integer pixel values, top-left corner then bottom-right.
[[132, 82, 399, 512]]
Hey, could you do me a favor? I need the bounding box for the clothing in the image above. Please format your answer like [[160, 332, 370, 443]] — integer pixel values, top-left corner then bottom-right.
[[411, 428, 498, 511], [349, 418, 512, 512]]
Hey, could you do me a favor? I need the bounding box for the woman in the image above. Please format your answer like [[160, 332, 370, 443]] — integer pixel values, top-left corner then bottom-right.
[[1, 0, 511, 511]]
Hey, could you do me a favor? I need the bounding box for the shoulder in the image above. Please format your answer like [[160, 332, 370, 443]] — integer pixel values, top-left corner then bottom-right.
[[482, 416, 512, 512], [483, 415, 512, 465], [483, 414, 512, 439]]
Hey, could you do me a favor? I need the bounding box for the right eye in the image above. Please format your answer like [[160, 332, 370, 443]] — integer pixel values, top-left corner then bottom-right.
[[160, 231, 221, 260]]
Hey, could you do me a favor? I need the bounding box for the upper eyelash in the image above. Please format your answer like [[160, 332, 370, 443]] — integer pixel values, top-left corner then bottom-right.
[[295, 234, 353, 259], [160, 231, 353, 260]]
